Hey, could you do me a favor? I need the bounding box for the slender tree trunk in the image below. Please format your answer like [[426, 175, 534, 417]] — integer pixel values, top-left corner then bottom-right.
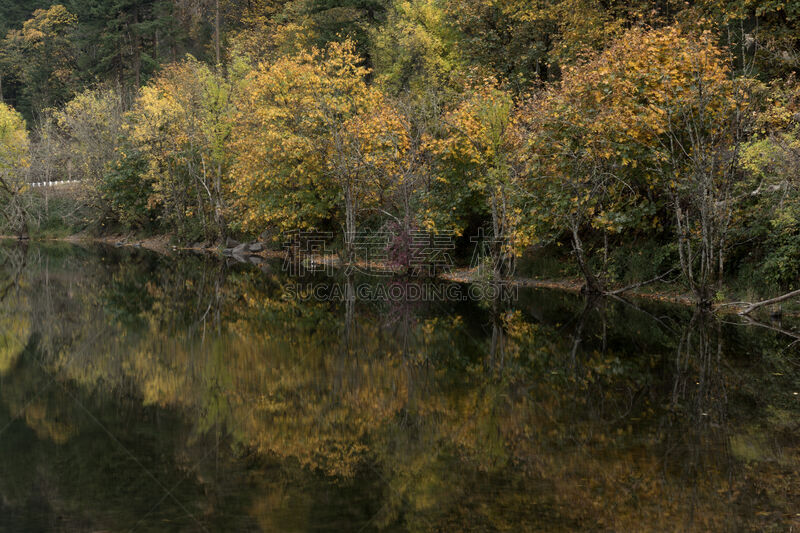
[[570, 223, 604, 293], [344, 184, 356, 263], [215, 161, 225, 239], [490, 187, 515, 280], [343, 274, 355, 354]]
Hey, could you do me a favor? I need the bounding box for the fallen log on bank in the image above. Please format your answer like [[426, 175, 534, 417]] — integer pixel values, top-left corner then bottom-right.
[[739, 288, 800, 316], [607, 268, 677, 296]]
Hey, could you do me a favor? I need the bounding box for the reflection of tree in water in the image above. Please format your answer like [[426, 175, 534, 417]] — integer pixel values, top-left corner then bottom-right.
[[0, 245, 798, 531], [0, 244, 29, 374], [660, 311, 733, 530], [489, 294, 800, 531], [653, 310, 800, 531], [487, 291, 509, 374], [0, 245, 82, 444]]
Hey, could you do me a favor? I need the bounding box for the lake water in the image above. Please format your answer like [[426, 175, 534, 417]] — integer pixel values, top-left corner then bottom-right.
[[0, 243, 798, 532]]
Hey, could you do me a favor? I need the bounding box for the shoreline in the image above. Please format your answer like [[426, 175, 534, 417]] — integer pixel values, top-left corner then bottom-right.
[[6, 233, 798, 318]]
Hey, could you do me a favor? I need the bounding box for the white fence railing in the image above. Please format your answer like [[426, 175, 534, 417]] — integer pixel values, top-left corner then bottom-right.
[[29, 180, 81, 188]]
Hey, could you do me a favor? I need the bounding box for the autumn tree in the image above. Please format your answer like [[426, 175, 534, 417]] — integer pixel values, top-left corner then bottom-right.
[[0, 102, 29, 236], [734, 78, 800, 313], [130, 57, 234, 242], [49, 88, 126, 185], [524, 26, 760, 301], [522, 38, 664, 293], [524, 91, 622, 293], [231, 40, 409, 259], [380, 94, 440, 261], [631, 28, 761, 306], [428, 79, 529, 278]]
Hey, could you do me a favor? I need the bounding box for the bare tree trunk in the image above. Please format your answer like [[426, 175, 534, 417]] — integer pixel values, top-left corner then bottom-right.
[[675, 199, 714, 307], [215, 161, 226, 239], [570, 223, 604, 293], [344, 184, 356, 263]]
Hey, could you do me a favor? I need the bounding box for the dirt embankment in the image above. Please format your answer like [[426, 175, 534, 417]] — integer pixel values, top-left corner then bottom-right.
[[62, 233, 175, 254]]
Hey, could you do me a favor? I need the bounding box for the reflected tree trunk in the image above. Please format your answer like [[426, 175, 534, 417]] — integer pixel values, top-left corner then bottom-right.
[[663, 310, 733, 530], [343, 274, 355, 356], [487, 291, 515, 374]]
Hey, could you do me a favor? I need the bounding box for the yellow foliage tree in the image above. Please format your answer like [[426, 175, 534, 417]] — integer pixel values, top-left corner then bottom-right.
[[429, 79, 526, 277], [230, 40, 409, 258], [524, 25, 758, 299], [0, 102, 29, 235], [130, 57, 234, 242]]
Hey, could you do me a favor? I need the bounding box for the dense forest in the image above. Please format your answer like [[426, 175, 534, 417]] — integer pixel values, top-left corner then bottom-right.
[[0, 0, 799, 308]]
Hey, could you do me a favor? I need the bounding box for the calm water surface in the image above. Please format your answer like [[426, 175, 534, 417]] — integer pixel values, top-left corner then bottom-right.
[[0, 243, 798, 532]]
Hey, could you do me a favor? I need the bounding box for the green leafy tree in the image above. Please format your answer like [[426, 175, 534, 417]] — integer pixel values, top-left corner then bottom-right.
[[369, 0, 460, 97], [1, 5, 79, 117]]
